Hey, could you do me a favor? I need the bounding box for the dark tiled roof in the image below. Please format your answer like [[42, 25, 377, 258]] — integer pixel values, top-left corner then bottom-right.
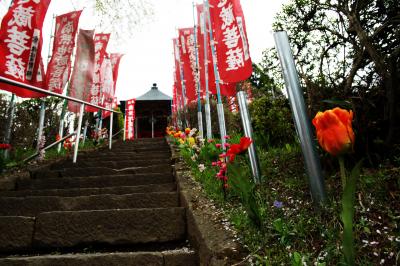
[[136, 84, 172, 101]]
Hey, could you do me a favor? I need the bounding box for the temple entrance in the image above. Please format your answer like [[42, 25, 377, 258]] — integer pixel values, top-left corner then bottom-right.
[[135, 83, 171, 138]]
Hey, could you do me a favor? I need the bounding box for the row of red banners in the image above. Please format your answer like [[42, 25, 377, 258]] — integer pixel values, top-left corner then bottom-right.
[[0, 3, 123, 117], [172, 0, 252, 112]]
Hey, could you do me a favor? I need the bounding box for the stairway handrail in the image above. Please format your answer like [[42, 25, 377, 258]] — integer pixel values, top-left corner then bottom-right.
[[0, 76, 120, 113], [23, 132, 77, 163]]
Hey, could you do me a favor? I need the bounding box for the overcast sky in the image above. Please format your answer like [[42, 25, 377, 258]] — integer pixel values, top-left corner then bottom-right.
[[1, 0, 288, 101]]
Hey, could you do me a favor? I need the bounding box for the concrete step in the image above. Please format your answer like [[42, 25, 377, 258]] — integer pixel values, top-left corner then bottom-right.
[[0, 250, 197, 266], [0, 183, 176, 197], [31, 165, 172, 179], [79, 152, 171, 160], [0, 208, 185, 253], [17, 173, 174, 190], [0, 192, 179, 216], [49, 158, 172, 170]]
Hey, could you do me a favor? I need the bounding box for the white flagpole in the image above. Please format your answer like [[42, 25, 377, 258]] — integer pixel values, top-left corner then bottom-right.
[[73, 104, 85, 163], [3, 93, 15, 159]]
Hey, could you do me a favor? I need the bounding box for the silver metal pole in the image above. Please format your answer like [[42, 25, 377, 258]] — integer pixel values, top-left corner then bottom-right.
[[192, 2, 204, 138], [237, 91, 261, 183], [202, 5, 212, 139], [204, 0, 227, 146], [36, 100, 46, 152], [73, 104, 84, 163], [135, 117, 138, 139], [3, 93, 15, 159], [109, 112, 113, 149], [274, 31, 326, 203], [57, 117, 64, 153], [123, 114, 126, 141], [174, 40, 188, 128], [82, 120, 88, 145]]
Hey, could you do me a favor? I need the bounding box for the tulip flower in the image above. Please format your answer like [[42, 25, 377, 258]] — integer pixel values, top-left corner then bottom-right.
[[312, 107, 354, 156], [185, 128, 191, 135], [188, 137, 195, 146], [0, 144, 12, 150], [225, 137, 252, 162]]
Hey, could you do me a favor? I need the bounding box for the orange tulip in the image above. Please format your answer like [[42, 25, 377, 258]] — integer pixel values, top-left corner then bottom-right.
[[225, 137, 252, 162], [312, 107, 355, 156]]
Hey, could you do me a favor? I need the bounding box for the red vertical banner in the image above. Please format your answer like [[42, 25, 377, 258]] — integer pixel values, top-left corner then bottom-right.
[[110, 53, 123, 91], [0, 0, 51, 98], [46, 10, 82, 94], [178, 28, 197, 103], [68, 29, 95, 113], [209, 0, 252, 83], [125, 99, 136, 140], [173, 38, 183, 108], [197, 4, 236, 97], [100, 58, 114, 118], [86, 33, 110, 112]]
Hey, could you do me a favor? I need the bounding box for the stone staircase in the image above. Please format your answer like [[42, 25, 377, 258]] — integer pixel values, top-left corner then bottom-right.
[[0, 138, 198, 265]]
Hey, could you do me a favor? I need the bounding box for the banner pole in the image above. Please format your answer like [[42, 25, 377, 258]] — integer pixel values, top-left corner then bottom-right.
[[73, 103, 84, 163], [109, 112, 113, 149], [192, 2, 204, 138], [204, 0, 227, 146], [36, 100, 46, 153], [123, 113, 126, 141], [237, 91, 261, 183], [82, 119, 88, 145], [274, 31, 326, 204], [3, 93, 15, 159], [175, 39, 189, 128], [201, 3, 212, 139]]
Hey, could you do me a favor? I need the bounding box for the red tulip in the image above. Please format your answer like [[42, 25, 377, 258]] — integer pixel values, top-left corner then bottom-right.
[[225, 137, 252, 162], [0, 144, 11, 150], [312, 107, 355, 156]]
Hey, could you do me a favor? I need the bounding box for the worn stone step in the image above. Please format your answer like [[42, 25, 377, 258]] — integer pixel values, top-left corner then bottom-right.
[[0, 192, 179, 216], [0, 183, 176, 197], [0, 208, 185, 253], [0, 250, 197, 266], [33, 208, 185, 249], [17, 173, 174, 190], [79, 152, 171, 160], [32, 165, 172, 179], [49, 158, 172, 170]]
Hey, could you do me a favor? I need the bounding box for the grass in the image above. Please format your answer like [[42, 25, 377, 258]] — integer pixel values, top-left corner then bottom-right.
[[175, 136, 400, 265]]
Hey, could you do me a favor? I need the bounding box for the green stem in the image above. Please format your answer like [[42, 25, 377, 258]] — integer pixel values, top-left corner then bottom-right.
[[339, 156, 346, 190]]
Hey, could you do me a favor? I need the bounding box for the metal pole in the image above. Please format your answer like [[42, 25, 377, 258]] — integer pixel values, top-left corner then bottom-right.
[[193, 2, 204, 138], [109, 112, 113, 149], [237, 91, 261, 183], [73, 104, 84, 163], [135, 117, 138, 139], [204, 0, 227, 146], [274, 31, 326, 204], [57, 114, 64, 153], [201, 4, 212, 139], [123, 114, 126, 141], [36, 100, 46, 152], [174, 40, 188, 128], [82, 120, 88, 145]]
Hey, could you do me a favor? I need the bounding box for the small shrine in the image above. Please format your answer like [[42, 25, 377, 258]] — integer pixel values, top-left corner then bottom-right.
[[135, 83, 172, 138]]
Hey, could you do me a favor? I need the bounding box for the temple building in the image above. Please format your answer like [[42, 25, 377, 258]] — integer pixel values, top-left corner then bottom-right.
[[135, 83, 172, 138]]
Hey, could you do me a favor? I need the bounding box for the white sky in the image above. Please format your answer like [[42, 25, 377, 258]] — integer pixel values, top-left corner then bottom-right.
[[1, 0, 288, 101]]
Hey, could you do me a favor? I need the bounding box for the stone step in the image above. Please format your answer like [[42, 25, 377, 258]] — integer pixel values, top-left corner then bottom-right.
[[17, 173, 174, 190], [0, 192, 179, 216], [0, 250, 197, 266], [49, 158, 172, 170], [0, 183, 176, 197], [79, 152, 171, 160], [31, 165, 172, 179], [0, 208, 185, 253]]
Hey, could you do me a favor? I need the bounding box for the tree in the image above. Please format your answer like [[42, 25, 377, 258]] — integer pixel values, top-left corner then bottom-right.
[[263, 0, 399, 159]]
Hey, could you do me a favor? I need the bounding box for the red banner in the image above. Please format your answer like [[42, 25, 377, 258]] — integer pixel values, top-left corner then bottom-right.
[[86, 33, 110, 112], [178, 28, 197, 103], [100, 58, 115, 118], [68, 29, 95, 113], [110, 53, 123, 91], [197, 4, 236, 97], [0, 0, 51, 98], [209, 0, 252, 83], [173, 38, 183, 108], [46, 10, 82, 94], [125, 99, 136, 140]]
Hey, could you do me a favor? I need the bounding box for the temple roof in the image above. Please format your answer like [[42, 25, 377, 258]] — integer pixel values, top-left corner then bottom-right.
[[136, 83, 172, 101]]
